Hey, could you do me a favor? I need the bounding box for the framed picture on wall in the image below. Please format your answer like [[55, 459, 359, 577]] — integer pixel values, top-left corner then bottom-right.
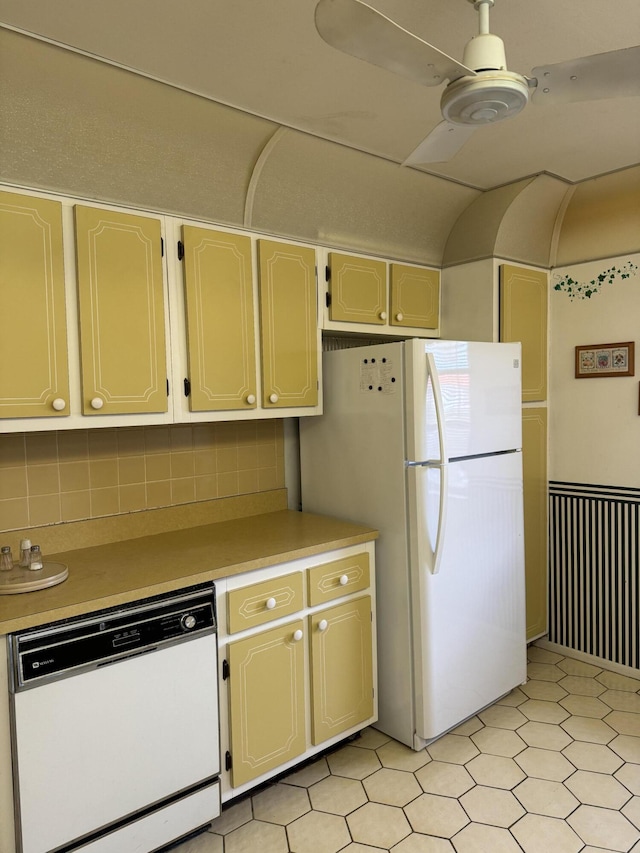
[[575, 341, 635, 378]]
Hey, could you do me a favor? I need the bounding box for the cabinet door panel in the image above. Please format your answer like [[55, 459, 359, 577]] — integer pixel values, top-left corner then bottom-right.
[[228, 620, 305, 787], [500, 264, 548, 402], [74, 206, 167, 415], [258, 240, 318, 408], [328, 253, 387, 325], [310, 596, 373, 745], [389, 263, 440, 330], [522, 407, 548, 640], [0, 191, 69, 418], [182, 226, 257, 411]]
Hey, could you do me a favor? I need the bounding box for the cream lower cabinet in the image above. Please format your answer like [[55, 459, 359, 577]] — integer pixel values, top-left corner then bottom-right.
[[522, 407, 548, 640], [219, 543, 377, 800], [309, 596, 373, 745]]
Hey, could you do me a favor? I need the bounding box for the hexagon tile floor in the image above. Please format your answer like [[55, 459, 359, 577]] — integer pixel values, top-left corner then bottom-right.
[[174, 644, 640, 853]]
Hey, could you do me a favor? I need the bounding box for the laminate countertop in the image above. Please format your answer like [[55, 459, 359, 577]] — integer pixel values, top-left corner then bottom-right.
[[0, 510, 378, 635]]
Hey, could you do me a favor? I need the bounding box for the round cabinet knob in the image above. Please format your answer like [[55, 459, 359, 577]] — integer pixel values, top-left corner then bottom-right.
[[292, 629, 303, 642], [379, 311, 388, 321], [269, 393, 279, 404], [318, 619, 328, 632], [246, 394, 256, 405], [181, 614, 197, 631], [265, 597, 277, 610], [395, 312, 404, 322], [90, 397, 104, 410], [339, 574, 349, 586], [51, 398, 66, 411]]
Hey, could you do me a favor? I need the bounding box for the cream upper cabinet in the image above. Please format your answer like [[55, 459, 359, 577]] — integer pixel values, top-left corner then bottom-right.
[[257, 240, 318, 409], [74, 205, 168, 416], [0, 191, 70, 419], [181, 225, 257, 412], [500, 264, 548, 403], [322, 251, 440, 337], [327, 252, 387, 325], [389, 263, 440, 331]]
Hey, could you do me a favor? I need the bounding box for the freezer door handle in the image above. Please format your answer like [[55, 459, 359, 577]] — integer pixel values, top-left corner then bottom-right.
[[425, 353, 448, 465]]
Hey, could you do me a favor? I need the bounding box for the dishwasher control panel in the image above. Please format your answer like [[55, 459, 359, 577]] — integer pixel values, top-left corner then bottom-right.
[[9, 583, 216, 689]]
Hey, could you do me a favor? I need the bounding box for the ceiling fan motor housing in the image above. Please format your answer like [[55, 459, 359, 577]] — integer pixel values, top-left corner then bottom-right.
[[441, 70, 530, 125]]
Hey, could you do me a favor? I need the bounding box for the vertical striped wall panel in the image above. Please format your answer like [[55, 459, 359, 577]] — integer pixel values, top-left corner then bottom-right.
[[549, 482, 640, 669]]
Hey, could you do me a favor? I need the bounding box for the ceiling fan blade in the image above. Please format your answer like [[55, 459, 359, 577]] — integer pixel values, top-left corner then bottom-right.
[[531, 45, 640, 105], [315, 0, 474, 87], [402, 121, 478, 166]]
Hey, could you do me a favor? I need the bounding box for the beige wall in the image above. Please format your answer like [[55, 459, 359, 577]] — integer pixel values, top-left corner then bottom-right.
[[0, 421, 284, 535], [549, 253, 640, 487]]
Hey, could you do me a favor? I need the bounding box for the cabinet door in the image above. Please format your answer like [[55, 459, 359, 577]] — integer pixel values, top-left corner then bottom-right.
[[500, 264, 548, 402], [228, 619, 305, 787], [389, 263, 440, 330], [327, 252, 387, 325], [522, 407, 548, 640], [0, 191, 70, 419], [257, 240, 318, 409], [182, 226, 257, 411], [309, 596, 373, 746], [74, 206, 168, 415]]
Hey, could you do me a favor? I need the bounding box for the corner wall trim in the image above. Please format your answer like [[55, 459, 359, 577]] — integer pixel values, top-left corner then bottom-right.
[[244, 126, 290, 229]]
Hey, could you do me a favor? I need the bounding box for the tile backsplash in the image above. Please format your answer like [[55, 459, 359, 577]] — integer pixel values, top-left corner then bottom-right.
[[0, 421, 284, 533]]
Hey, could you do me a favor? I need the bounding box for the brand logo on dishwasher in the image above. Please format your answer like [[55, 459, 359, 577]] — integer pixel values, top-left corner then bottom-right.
[[32, 658, 54, 669]]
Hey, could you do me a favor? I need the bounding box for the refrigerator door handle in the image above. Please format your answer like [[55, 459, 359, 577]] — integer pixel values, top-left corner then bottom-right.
[[413, 462, 449, 576], [433, 462, 448, 575], [425, 353, 448, 464]]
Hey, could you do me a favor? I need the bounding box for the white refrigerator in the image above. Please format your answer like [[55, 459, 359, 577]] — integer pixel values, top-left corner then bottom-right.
[[300, 339, 527, 750]]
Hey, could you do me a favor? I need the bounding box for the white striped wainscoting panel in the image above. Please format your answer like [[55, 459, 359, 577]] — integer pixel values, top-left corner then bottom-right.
[[549, 481, 640, 670]]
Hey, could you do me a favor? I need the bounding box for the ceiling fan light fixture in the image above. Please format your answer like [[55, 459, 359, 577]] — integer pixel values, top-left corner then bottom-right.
[[440, 71, 530, 125]]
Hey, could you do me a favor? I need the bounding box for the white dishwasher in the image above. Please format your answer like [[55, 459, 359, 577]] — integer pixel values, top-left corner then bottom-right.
[[8, 584, 220, 853]]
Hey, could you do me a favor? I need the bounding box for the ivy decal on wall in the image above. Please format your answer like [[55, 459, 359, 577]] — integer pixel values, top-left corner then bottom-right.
[[553, 261, 638, 300]]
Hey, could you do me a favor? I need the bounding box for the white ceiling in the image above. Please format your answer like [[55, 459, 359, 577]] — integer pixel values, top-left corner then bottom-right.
[[1, 0, 639, 190]]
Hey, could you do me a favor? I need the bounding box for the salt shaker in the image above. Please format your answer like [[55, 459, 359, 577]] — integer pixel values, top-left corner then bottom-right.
[[0, 546, 13, 571], [29, 544, 44, 571], [20, 538, 32, 568]]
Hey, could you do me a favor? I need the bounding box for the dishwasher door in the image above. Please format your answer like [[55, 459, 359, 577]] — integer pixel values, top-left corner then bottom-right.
[[10, 592, 220, 853]]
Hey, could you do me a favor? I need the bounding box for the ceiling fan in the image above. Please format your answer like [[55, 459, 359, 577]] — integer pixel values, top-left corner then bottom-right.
[[315, 0, 640, 164]]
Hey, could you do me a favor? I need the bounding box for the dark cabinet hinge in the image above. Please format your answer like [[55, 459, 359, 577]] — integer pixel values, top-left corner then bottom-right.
[[184, 377, 191, 397], [161, 237, 164, 257], [222, 659, 230, 680], [225, 751, 232, 772], [325, 265, 331, 282], [166, 379, 170, 397], [177, 240, 184, 260], [325, 292, 332, 308]]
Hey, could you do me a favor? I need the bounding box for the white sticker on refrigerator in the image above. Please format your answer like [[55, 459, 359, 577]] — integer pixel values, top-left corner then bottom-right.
[[359, 357, 398, 394]]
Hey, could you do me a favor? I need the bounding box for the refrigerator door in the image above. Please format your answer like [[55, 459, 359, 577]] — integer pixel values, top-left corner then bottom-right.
[[405, 339, 523, 462], [407, 451, 526, 742]]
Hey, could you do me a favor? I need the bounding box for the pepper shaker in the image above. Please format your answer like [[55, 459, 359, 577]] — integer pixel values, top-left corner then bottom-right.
[[0, 546, 13, 571]]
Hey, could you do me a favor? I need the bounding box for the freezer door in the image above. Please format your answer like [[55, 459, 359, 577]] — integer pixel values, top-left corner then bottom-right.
[[407, 451, 526, 742], [405, 339, 523, 462]]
